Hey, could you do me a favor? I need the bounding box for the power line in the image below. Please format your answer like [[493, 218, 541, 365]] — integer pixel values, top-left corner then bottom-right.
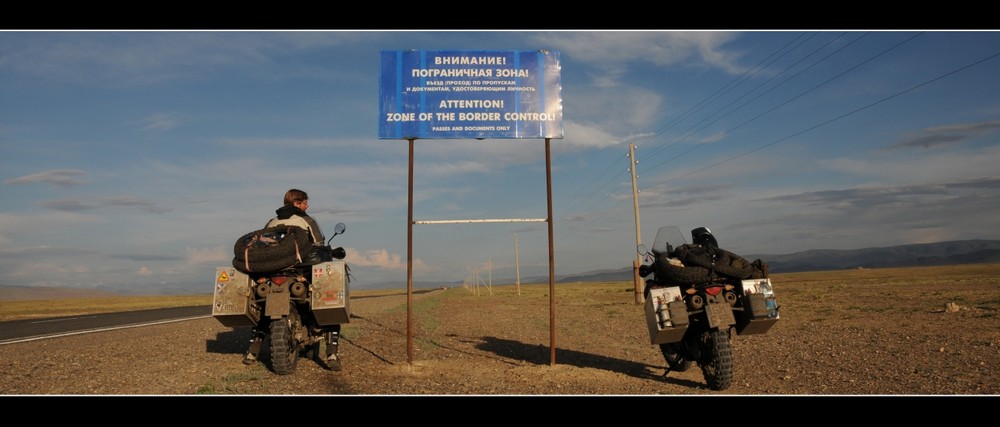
[[645, 46, 1000, 190], [638, 32, 862, 168], [556, 32, 840, 223], [480, 34, 1000, 280]]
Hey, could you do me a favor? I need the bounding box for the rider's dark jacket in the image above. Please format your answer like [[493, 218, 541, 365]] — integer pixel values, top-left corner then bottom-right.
[[266, 204, 325, 245]]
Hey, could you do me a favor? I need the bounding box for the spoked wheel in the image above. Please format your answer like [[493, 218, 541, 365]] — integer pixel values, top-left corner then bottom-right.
[[698, 328, 734, 390], [269, 308, 300, 375]]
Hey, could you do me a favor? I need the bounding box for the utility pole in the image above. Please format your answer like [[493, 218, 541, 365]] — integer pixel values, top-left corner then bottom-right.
[[476, 263, 493, 296], [513, 233, 521, 296], [628, 143, 644, 304]]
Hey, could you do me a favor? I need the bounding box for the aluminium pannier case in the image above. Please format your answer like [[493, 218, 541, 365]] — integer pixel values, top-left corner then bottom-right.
[[310, 260, 351, 325], [644, 286, 689, 344], [212, 267, 260, 327], [735, 278, 780, 335]]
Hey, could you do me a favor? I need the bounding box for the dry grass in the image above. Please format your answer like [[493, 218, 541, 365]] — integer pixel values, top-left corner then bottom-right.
[[0, 288, 425, 322], [0, 295, 213, 321], [2, 263, 997, 323], [2, 263, 999, 395]]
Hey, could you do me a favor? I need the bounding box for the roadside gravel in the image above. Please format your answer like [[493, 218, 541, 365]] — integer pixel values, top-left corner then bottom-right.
[[2, 267, 999, 396]]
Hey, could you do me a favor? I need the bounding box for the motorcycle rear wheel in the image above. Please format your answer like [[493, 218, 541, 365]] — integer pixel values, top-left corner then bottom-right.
[[698, 329, 734, 391], [269, 310, 300, 375]]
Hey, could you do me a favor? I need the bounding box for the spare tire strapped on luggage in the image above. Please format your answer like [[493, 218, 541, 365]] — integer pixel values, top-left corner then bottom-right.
[[232, 226, 311, 274], [240, 237, 301, 272]]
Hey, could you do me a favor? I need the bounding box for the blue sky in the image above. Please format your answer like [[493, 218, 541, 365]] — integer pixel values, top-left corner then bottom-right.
[[2, 30, 999, 294]]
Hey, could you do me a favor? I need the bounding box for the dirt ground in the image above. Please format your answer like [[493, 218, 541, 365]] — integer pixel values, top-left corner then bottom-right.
[[1, 264, 999, 398]]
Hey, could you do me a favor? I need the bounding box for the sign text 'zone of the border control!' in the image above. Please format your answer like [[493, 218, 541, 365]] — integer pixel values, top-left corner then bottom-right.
[[379, 50, 563, 140]]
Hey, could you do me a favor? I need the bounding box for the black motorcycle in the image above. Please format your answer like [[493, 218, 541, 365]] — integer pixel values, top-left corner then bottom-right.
[[637, 226, 778, 390], [213, 222, 351, 375]]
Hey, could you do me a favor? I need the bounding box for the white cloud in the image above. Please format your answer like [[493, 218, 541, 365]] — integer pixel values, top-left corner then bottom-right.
[[0, 212, 99, 247], [186, 246, 229, 264], [3, 169, 87, 186], [40, 195, 171, 214], [0, 32, 361, 85], [216, 136, 370, 149], [1, 260, 96, 287], [138, 113, 178, 131], [345, 247, 429, 273], [888, 118, 1000, 149], [530, 31, 743, 70], [821, 145, 1000, 184], [560, 121, 620, 149], [567, 85, 664, 134]]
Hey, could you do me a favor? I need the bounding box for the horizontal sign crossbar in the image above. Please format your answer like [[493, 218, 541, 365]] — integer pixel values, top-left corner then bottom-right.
[[413, 218, 547, 224]]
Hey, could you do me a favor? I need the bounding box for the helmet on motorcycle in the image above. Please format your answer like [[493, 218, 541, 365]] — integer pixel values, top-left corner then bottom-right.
[[691, 226, 718, 248]]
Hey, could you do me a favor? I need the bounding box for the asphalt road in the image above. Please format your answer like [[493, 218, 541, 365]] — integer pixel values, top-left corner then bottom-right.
[[0, 305, 212, 345], [0, 289, 440, 346]]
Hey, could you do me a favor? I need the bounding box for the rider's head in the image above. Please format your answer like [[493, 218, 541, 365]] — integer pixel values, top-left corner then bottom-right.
[[284, 189, 309, 211], [691, 227, 718, 248]]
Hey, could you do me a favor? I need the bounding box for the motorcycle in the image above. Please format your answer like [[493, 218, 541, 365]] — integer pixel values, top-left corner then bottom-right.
[[637, 226, 779, 390], [212, 222, 351, 375]]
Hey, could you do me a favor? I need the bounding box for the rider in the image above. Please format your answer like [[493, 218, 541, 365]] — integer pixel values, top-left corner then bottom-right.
[[243, 188, 344, 371], [266, 189, 325, 245]]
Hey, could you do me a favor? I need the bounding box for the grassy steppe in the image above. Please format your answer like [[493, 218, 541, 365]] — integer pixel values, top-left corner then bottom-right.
[[2, 263, 998, 322], [0, 288, 419, 321]]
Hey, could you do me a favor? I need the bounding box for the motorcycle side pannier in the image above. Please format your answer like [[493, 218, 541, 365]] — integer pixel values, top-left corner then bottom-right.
[[644, 286, 689, 344], [735, 278, 780, 335], [212, 266, 261, 327], [310, 260, 351, 325]]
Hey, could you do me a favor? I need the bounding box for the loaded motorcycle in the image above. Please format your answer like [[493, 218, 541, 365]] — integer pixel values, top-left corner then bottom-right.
[[212, 222, 351, 375], [637, 226, 778, 390]]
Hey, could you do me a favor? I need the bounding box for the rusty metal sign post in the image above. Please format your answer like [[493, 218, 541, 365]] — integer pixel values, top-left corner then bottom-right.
[[383, 50, 563, 366], [406, 137, 557, 366]]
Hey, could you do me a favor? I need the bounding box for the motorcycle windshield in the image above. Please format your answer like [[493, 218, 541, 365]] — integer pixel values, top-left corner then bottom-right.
[[651, 226, 686, 255]]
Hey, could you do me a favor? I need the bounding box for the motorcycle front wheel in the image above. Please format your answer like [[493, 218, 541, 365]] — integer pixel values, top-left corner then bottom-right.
[[269, 309, 300, 375], [698, 329, 734, 391], [659, 342, 692, 373]]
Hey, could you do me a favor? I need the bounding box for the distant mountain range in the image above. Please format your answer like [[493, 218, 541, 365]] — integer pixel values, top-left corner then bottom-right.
[[3, 240, 999, 300], [551, 239, 1000, 283]]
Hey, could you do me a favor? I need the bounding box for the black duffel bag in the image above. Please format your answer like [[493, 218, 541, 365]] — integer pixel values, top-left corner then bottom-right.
[[297, 246, 348, 267], [672, 243, 769, 280]]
